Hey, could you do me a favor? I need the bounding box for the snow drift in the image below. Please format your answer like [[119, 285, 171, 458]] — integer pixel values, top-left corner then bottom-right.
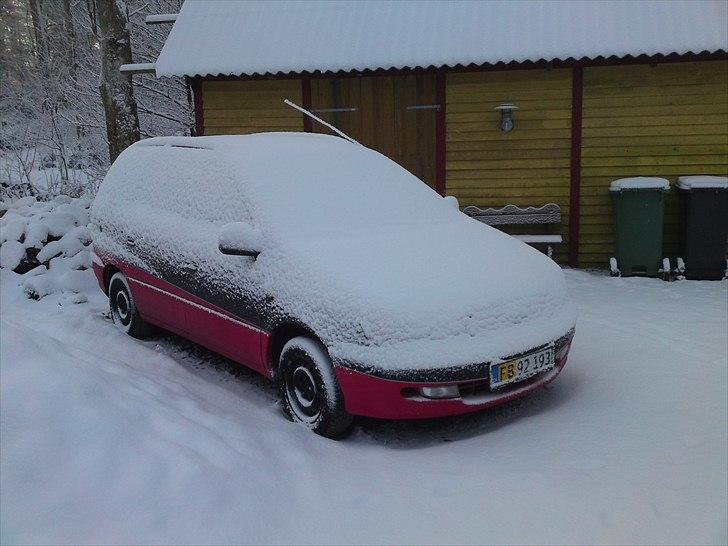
[[0, 195, 94, 302]]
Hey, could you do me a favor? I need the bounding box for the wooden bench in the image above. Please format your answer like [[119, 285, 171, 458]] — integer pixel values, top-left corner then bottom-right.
[[462, 203, 563, 258]]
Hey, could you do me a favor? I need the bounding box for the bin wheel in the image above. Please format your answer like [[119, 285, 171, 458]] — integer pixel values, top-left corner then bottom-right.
[[674, 257, 686, 280], [609, 257, 621, 277], [659, 258, 672, 282]]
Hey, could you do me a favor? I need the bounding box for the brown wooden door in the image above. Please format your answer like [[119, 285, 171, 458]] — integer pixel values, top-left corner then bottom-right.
[[310, 75, 437, 188]]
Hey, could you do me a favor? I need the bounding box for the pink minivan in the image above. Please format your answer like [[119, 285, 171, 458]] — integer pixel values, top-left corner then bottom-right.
[[91, 133, 576, 437]]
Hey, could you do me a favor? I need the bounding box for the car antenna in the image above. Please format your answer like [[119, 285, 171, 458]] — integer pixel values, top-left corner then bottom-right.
[[283, 99, 360, 146]]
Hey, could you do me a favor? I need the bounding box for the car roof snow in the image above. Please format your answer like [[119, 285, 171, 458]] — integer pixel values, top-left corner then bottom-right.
[[135, 132, 344, 151]]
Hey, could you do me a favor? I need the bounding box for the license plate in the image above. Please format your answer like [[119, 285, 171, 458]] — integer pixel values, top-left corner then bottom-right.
[[490, 345, 555, 389]]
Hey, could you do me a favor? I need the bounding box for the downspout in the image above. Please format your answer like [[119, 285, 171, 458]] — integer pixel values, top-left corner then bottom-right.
[[568, 66, 584, 267]]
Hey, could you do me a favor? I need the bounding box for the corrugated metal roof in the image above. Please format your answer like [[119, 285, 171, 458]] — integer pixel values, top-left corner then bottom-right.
[[154, 0, 728, 78]]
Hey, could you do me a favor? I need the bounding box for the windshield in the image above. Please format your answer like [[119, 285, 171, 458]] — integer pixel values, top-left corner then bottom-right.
[[230, 134, 458, 239]]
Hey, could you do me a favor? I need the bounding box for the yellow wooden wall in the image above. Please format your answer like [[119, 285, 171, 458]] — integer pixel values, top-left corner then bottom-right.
[[446, 69, 573, 262], [199, 63, 727, 269], [202, 79, 303, 135], [580, 61, 728, 267], [310, 75, 438, 188]]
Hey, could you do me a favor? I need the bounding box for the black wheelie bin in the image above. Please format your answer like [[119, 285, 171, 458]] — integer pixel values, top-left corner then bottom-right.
[[676, 175, 728, 280]]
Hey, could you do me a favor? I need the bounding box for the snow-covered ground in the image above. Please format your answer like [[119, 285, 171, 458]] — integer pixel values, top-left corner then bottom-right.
[[1, 261, 726, 544]]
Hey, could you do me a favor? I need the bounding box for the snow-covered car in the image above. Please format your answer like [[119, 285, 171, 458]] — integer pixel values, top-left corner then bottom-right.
[[91, 133, 576, 437]]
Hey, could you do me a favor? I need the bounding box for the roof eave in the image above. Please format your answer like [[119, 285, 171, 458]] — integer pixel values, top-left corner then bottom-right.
[[160, 50, 728, 81]]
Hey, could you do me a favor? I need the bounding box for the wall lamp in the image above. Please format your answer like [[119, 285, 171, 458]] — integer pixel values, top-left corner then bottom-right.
[[495, 103, 518, 132]]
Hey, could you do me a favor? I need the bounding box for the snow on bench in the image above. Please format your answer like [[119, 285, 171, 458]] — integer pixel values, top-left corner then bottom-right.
[[462, 203, 563, 258], [513, 234, 564, 244]]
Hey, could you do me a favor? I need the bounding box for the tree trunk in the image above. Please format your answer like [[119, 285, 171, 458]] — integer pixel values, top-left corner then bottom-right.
[[62, 0, 84, 137], [28, 0, 49, 70], [62, 0, 77, 79], [95, 0, 140, 163]]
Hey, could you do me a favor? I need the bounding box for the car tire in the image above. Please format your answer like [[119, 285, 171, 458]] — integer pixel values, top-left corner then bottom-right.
[[108, 272, 153, 339], [278, 336, 353, 438]]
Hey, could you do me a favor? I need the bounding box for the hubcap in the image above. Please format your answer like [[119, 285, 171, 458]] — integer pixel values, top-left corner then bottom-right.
[[116, 290, 129, 321], [109, 283, 132, 331], [285, 358, 322, 423], [292, 366, 317, 408]]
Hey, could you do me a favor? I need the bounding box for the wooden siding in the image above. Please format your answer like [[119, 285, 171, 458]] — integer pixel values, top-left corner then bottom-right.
[[580, 61, 728, 267], [202, 79, 303, 135], [310, 75, 437, 187], [446, 69, 573, 262], [198, 61, 727, 270]]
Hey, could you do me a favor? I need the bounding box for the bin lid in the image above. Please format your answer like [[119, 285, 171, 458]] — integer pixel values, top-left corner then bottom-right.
[[677, 176, 728, 190], [609, 177, 670, 192]]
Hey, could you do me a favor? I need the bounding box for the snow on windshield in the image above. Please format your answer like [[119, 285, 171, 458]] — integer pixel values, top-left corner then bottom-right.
[[224, 133, 457, 238]]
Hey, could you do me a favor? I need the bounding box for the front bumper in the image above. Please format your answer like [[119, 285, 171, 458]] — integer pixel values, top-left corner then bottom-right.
[[335, 330, 574, 419]]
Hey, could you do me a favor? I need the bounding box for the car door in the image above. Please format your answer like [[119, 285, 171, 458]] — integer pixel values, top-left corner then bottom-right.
[[182, 281, 265, 374], [160, 149, 266, 374]]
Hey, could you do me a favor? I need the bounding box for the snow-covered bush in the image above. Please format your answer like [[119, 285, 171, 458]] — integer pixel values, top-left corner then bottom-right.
[[0, 195, 93, 302]]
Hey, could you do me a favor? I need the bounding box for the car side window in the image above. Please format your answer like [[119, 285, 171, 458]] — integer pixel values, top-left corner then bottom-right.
[[153, 147, 251, 226]]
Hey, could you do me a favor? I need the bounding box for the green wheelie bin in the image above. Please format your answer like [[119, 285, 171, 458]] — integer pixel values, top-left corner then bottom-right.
[[609, 177, 670, 279], [676, 176, 728, 280]]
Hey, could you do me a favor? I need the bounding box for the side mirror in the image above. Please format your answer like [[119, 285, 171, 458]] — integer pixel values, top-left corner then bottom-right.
[[218, 222, 262, 258]]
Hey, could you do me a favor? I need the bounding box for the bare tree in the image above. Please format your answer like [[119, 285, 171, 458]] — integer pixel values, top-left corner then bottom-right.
[[61, 0, 77, 83], [1, 0, 189, 199], [27, 0, 48, 69], [95, 0, 139, 163], [127, 0, 193, 138]]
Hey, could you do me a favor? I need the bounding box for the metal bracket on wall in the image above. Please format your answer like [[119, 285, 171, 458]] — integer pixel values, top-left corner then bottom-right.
[[406, 104, 441, 111], [310, 107, 358, 113], [284, 99, 360, 145]]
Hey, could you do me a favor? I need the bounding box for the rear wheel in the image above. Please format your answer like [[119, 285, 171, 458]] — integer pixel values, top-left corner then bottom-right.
[[108, 272, 153, 339], [278, 336, 352, 438]]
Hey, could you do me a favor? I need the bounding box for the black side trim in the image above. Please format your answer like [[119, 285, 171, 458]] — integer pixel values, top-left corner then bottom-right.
[[335, 328, 575, 383]]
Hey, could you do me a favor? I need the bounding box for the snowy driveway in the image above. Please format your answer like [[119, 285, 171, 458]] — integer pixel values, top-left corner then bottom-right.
[[1, 269, 726, 545]]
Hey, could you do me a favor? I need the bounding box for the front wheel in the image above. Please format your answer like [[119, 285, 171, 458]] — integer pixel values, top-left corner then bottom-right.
[[278, 336, 353, 438], [108, 271, 153, 339]]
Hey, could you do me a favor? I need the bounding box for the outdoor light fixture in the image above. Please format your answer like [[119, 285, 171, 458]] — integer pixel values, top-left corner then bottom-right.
[[495, 103, 518, 132]]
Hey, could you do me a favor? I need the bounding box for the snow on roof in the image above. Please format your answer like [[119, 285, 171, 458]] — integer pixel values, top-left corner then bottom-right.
[[677, 175, 728, 190], [154, 0, 728, 78], [609, 177, 671, 191], [135, 133, 325, 150]]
